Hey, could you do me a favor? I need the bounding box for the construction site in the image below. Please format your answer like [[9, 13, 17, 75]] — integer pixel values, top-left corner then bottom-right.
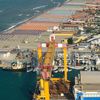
[[0, 0, 100, 100]]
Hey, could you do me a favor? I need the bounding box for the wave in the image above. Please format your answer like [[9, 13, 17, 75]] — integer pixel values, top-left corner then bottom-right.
[[18, 14, 23, 16], [50, 0, 61, 7], [26, 14, 30, 16], [32, 5, 48, 10], [18, 14, 30, 17], [3, 18, 30, 32], [35, 10, 40, 13], [0, 10, 3, 13]]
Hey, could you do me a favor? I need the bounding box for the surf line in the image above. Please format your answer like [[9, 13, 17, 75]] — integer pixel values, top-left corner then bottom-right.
[[32, 5, 48, 10]]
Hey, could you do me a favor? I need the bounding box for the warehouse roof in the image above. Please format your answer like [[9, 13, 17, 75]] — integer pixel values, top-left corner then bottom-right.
[[81, 71, 100, 84]]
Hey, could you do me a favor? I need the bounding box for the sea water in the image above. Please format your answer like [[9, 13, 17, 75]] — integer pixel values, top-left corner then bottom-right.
[[0, 0, 65, 32], [0, 69, 37, 100]]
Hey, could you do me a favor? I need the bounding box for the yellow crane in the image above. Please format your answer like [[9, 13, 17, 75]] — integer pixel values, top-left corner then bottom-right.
[[74, 35, 88, 44], [35, 39, 69, 100], [49, 32, 75, 41]]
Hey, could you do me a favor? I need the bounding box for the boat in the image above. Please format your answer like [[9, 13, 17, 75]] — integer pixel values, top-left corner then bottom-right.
[[2, 61, 26, 72], [2, 67, 26, 72], [26, 63, 33, 72]]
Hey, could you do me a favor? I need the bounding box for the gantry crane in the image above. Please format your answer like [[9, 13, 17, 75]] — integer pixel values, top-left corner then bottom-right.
[[34, 38, 70, 100]]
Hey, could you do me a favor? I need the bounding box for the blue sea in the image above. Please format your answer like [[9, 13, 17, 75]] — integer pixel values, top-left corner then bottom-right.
[[0, 0, 65, 32], [0, 69, 37, 100]]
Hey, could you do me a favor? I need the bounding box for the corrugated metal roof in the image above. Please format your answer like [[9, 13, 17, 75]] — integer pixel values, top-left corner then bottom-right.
[[52, 7, 81, 11], [64, 0, 86, 4], [81, 71, 100, 84], [63, 5, 85, 10], [47, 10, 75, 16], [82, 84, 100, 91], [32, 17, 69, 23]]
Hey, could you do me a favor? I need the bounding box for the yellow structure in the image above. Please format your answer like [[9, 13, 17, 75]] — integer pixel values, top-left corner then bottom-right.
[[36, 79, 50, 100], [36, 40, 69, 100], [44, 41, 55, 66], [63, 46, 68, 81], [61, 38, 68, 44], [49, 31, 75, 44], [54, 33, 74, 36], [74, 35, 88, 44], [50, 32, 75, 41], [37, 44, 42, 64]]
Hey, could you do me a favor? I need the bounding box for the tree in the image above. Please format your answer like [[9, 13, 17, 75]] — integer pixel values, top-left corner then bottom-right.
[[67, 38, 73, 44]]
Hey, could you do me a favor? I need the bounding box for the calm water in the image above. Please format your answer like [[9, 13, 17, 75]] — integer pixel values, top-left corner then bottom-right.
[[0, 69, 37, 100], [0, 0, 65, 32]]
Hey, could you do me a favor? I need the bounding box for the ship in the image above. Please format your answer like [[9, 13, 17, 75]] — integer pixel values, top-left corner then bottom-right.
[[2, 60, 26, 71]]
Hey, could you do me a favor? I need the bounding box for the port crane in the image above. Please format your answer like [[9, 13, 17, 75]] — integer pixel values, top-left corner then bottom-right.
[[34, 38, 70, 100]]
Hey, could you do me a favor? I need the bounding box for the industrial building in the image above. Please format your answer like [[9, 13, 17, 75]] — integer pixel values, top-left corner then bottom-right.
[[74, 71, 100, 100]]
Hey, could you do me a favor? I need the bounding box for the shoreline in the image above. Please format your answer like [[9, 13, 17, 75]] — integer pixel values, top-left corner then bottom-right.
[[1, 0, 67, 34]]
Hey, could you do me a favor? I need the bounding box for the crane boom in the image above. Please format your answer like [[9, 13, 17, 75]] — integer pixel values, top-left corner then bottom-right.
[[44, 41, 55, 66], [40, 41, 55, 80]]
